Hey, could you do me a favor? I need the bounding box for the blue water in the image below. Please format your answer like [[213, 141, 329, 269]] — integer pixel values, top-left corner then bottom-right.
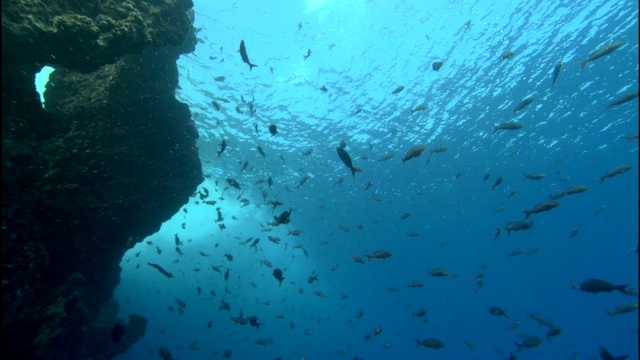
[[114, 1, 639, 359]]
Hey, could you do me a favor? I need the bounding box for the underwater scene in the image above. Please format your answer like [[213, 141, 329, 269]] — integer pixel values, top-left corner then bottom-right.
[[113, 1, 638, 359]]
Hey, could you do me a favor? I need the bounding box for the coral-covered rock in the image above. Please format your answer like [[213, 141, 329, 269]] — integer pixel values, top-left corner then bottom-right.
[[2, 0, 200, 359]]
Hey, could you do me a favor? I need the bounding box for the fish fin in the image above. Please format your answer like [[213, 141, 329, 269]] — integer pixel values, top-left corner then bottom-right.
[[249, 63, 258, 71], [522, 210, 530, 219], [570, 281, 579, 290], [578, 60, 587, 68], [606, 310, 615, 317]]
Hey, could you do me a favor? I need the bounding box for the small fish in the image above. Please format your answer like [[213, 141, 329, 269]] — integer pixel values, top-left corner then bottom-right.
[[493, 227, 502, 240], [366, 249, 392, 261], [578, 41, 623, 68], [550, 61, 563, 87], [599, 346, 629, 360], [226, 178, 241, 190], [307, 271, 319, 284], [523, 172, 546, 180], [217, 140, 227, 157], [378, 153, 395, 162], [401, 145, 426, 163], [400, 212, 411, 220], [606, 90, 638, 109], [523, 200, 559, 219], [337, 146, 359, 177], [272, 268, 285, 286], [507, 249, 525, 258], [606, 303, 639, 317], [505, 321, 521, 330], [571, 279, 630, 294], [352, 254, 365, 264], [514, 336, 542, 351], [432, 61, 444, 71], [546, 326, 562, 340], [303, 49, 312, 60], [491, 176, 503, 190], [238, 40, 258, 70], [429, 268, 451, 277], [391, 86, 405, 94], [500, 51, 515, 60], [257, 145, 266, 157], [493, 122, 522, 133], [268, 124, 278, 135], [295, 175, 310, 189], [568, 228, 580, 238], [463, 340, 475, 349], [320, 85, 328, 92], [512, 96, 535, 113], [503, 220, 534, 235], [414, 338, 445, 350], [488, 306, 508, 317], [147, 263, 173, 278], [411, 104, 427, 113], [214, 76, 225, 82]]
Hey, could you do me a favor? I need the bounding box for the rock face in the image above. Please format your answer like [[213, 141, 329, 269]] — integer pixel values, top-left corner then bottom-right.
[[2, 1, 202, 359]]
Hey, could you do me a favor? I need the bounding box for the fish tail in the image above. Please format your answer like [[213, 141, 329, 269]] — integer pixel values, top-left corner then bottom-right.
[[578, 60, 587, 68], [570, 281, 579, 290], [522, 210, 530, 219], [599, 176, 605, 184], [606, 310, 616, 317], [249, 63, 258, 71], [614, 284, 629, 294], [514, 342, 521, 352], [493, 126, 498, 133], [365, 255, 372, 261]]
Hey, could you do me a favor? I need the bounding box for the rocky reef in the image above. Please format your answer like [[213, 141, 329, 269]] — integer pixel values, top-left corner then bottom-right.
[[2, 0, 202, 358]]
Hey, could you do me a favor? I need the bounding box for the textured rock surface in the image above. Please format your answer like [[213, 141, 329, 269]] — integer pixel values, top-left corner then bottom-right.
[[2, 0, 201, 359]]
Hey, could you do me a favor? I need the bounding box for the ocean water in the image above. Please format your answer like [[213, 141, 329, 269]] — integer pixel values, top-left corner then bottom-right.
[[113, 0, 639, 359]]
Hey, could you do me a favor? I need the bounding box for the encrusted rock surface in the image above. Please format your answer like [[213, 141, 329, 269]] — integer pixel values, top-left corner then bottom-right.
[[2, 0, 201, 358]]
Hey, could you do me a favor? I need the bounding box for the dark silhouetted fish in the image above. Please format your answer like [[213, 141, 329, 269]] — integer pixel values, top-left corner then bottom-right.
[[578, 41, 623, 68], [432, 61, 444, 71], [599, 164, 632, 183], [269, 124, 278, 135], [512, 96, 535, 113], [606, 90, 638, 109], [500, 51, 515, 60], [273, 268, 285, 286], [337, 146, 358, 177], [572, 279, 629, 295], [599, 346, 629, 360], [523, 200, 559, 219], [551, 61, 563, 87], [493, 122, 522, 133], [401, 145, 426, 163], [238, 40, 258, 71], [147, 263, 173, 278]]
